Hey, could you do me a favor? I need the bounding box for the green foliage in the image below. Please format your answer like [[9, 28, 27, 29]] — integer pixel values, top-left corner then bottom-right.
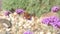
[[2, 0, 60, 17]]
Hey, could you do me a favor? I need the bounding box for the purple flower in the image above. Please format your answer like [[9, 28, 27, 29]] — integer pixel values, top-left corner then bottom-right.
[[51, 6, 60, 12], [42, 18, 50, 24], [23, 30, 33, 34], [56, 22, 60, 28], [41, 16, 60, 29], [15, 9, 24, 14], [49, 16, 59, 22], [4, 11, 10, 16]]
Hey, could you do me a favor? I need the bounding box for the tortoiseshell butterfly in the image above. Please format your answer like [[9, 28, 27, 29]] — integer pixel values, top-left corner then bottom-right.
[[23, 12, 35, 20]]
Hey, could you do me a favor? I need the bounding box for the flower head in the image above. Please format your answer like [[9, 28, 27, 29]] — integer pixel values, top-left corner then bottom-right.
[[41, 16, 60, 29], [15, 9, 24, 14], [51, 6, 60, 12], [23, 30, 33, 34], [42, 18, 50, 24], [56, 22, 60, 28], [4, 11, 11, 16]]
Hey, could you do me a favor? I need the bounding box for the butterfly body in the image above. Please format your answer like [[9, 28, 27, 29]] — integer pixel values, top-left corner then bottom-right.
[[23, 12, 35, 20]]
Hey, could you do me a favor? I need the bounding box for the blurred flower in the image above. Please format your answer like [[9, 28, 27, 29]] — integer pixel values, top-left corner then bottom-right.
[[41, 16, 60, 28], [56, 22, 60, 28], [23, 30, 33, 34], [15, 9, 24, 14], [51, 6, 60, 12], [4, 11, 11, 16], [42, 18, 50, 24], [49, 16, 59, 22]]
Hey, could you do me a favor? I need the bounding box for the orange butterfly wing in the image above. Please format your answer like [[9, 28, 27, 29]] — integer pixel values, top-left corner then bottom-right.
[[23, 12, 32, 20]]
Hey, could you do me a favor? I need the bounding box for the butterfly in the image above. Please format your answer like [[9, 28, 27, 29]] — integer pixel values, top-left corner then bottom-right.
[[23, 12, 35, 20]]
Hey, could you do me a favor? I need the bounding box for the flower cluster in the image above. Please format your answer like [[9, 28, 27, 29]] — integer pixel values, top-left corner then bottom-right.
[[4, 11, 11, 16], [15, 9, 24, 14], [51, 6, 60, 12], [42, 16, 60, 29]]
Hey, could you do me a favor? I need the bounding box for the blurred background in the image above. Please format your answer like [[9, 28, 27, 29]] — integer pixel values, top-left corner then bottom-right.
[[1, 0, 60, 17], [0, 0, 2, 10]]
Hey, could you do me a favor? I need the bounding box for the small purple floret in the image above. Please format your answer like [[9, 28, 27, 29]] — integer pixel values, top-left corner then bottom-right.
[[15, 9, 24, 14], [42, 18, 50, 24], [51, 6, 60, 12], [4, 11, 10, 16]]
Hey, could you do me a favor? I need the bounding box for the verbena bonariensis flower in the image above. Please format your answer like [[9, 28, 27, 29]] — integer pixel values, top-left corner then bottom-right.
[[42, 16, 60, 29], [51, 6, 60, 12], [4, 11, 11, 16], [42, 18, 50, 24], [23, 30, 33, 34], [15, 9, 24, 14]]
